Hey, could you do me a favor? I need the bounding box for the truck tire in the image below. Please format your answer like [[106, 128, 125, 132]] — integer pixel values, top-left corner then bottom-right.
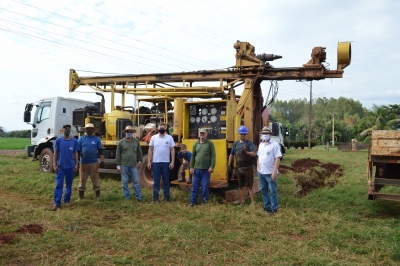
[[39, 147, 54, 173], [139, 155, 154, 189]]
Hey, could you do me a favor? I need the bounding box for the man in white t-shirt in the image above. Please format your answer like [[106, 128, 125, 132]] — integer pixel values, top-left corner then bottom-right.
[[147, 123, 175, 203], [257, 126, 282, 215]]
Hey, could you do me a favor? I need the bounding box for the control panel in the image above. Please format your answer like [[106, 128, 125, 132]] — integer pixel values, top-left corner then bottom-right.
[[187, 102, 227, 139]]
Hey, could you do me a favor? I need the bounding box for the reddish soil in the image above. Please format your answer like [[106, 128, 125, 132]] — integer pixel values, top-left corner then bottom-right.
[[0, 224, 44, 245], [0, 233, 18, 244], [281, 158, 344, 197], [14, 224, 44, 234]]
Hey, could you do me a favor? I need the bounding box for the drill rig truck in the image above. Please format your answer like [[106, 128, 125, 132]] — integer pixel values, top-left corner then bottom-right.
[[55, 40, 351, 191]]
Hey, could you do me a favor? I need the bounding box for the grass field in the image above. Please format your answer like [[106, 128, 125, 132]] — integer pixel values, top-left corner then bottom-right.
[[0, 138, 30, 150], [1, 146, 400, 265]]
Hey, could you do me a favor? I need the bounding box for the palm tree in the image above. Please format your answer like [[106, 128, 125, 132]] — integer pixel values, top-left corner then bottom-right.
[[360, 104, 400, 136]]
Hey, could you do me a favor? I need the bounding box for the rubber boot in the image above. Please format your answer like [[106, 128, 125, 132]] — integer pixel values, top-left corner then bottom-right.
[[177, 172, 186, 182], [76, 190, 84, 201], [95, 190, 100, 198], [187, 174, 192, 184]]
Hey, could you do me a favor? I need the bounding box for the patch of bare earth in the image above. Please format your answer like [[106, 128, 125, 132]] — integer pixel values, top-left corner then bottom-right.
[[0, 224, 44, 244], [282, 158, 344, 197]]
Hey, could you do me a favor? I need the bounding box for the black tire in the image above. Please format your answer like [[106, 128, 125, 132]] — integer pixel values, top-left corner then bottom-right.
[[39, 147, 54, 173], [139, 155, 154, 189]]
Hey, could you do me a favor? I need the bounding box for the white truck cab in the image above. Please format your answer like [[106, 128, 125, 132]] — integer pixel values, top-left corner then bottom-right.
[[24, 96, 95, 173]]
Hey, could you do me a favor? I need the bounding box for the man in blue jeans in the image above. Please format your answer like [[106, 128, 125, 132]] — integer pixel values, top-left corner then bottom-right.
[[257, 126, 282, 215], [189, 128, 216, 206], [52, 124, 79, 211], [147, 123, 175, 203], [116, 126, 143, 201]]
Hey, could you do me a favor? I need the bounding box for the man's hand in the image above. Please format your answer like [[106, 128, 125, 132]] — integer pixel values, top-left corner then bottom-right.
[[228, 165, 233, 174], [99, 161, 105, 168], [208, 167, 214, 174], [169, 162, 174, 169], [147, 162, 152, 170], [271, 172, 277, 181], [54, 165, 58, 172], [74, 165, 78, 172], [190, 168, 194, 175], [136, 162, 141, 169]]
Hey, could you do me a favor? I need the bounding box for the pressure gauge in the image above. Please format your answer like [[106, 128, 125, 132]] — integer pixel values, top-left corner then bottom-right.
[[211, 107, 217, 115], [210, 116, 217, 123], [196, 117, 201, 123], [190, 117, 195, 123], [202, 108, 208, 115], [202, 116, 208, 123]]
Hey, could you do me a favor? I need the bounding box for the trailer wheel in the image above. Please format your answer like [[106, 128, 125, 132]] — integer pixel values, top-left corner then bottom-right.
[[139, 155, 154, 189], [39, 148, 54, 173]]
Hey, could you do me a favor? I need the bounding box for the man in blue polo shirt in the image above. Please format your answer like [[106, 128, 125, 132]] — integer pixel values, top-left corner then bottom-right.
[[76, 123, 104, 201], [52, 124, 79, 211]]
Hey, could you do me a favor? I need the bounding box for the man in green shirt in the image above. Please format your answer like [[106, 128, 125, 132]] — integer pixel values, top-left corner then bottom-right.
[[189, 128, 216, 206], [116, 126, 143, 201]]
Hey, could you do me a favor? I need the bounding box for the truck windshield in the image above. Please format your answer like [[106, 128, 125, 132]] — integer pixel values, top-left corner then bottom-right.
[[34, 102, 51, 123]]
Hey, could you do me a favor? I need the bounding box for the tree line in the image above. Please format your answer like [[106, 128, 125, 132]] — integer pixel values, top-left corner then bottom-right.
[[268, 97, 400, 144], [0, 127, 31, 138]]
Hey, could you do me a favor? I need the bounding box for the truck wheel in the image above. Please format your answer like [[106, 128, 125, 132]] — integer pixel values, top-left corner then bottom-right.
[[39, 148, 54, 173], [139, 155, 154, 189]]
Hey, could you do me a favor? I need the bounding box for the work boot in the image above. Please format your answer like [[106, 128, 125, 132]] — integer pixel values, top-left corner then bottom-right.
[[76, 190, 84, 202], [95, 190, 100, 198], [186, 174, 192, 184], [177, 172, 186, 182]]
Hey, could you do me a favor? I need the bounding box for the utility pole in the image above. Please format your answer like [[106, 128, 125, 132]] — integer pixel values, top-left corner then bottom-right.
[[331, 112, 335, 147], [308, 81, 312, 149]]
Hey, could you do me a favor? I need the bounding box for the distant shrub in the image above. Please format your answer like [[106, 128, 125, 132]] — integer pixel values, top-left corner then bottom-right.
[[292, 142, 299, 149]]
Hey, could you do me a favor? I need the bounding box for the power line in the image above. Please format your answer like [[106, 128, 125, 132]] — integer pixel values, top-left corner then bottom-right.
[[0, 27, 164, 73], [8, 0, 225, 68], [0, 17, 196, 72], [0, 7, 221, 71], [109, 0, 232, 51], [130, 0, 233, 46]]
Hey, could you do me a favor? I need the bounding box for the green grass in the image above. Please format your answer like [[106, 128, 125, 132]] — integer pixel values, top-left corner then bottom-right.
[[1, 146, 400, 265], [0, 138, 30, 149]]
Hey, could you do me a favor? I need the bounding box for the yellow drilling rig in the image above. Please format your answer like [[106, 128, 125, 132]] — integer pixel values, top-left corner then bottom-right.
[[68, 40, 351, 190]]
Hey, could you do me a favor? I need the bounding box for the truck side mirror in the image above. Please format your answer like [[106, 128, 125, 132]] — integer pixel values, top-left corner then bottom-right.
[[24, 111, 31, 122], [24, 104, 33, 122]]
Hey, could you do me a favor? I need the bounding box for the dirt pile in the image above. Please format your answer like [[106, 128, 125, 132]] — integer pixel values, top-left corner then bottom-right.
[[280, 158, 344, 197]]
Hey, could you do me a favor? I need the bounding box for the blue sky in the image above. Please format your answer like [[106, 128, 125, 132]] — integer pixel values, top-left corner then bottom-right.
[[1, 0, 399, 131]]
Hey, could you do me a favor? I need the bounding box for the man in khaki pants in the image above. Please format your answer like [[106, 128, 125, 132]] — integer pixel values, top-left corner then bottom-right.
[[76, 123, 104, 201]]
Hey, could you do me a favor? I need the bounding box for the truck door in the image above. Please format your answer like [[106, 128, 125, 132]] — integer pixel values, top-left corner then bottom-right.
[[31, 101, 53, 145]]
